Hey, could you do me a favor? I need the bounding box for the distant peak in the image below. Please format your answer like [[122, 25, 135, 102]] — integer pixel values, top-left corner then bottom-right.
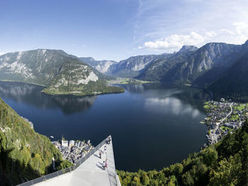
[[178, 45, 198, 53]]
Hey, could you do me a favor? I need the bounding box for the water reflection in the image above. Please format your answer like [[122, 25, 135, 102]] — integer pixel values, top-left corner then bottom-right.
[[51, 96, 96, 114], [121, 84, 209, 113], [140, 88, 203, 118], [0, 81, 96, 114], [145, 97, 200, 118]]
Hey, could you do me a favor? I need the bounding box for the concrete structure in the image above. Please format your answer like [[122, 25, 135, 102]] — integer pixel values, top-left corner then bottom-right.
[[20, 136, 121, 186], [69, 140, 75, 147], [61, 140, 68, 147]]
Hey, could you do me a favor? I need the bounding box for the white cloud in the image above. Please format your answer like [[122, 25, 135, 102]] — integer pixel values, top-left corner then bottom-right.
[[232, 22, 248, 43], [220, 29, 235, 35], [208, 22, 248, 45], [139, 21, 248, 52], [134, 0, 248, 53], [139, 31, 214, 51], [0, 52, 6, 56]]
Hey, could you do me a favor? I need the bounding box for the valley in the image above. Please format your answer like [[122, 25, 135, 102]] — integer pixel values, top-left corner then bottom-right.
[[1, 40, 248, 185], [2, 1, 248, 185]]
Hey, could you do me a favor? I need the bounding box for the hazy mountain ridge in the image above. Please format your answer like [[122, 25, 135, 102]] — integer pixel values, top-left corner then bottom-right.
[[81, 54, 168, 78], [108, 54, 166, 78], [79, 57, 117, 74]]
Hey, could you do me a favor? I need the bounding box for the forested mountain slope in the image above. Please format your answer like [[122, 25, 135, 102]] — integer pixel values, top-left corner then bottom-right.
[[0, 98, 71, 185]]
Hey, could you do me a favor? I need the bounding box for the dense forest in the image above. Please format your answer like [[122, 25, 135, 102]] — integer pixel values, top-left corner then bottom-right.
[[118, 120, 248, 185], [0, 98, 72, 185]]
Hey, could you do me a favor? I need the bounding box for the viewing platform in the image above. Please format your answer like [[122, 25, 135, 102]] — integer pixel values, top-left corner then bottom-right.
[[20, 136, 121, 186]]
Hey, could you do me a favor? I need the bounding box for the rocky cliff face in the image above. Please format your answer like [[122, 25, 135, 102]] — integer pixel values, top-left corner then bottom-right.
[[0, 49, 79, 86]]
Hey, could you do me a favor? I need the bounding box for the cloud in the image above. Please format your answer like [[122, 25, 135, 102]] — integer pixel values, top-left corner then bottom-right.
[[139, 21, 248, 52], [0, 52, 6, 56], [134, 0, 248, 53], [232, 22, 248, 43], [212, 22, 248, 45], [139, 31, 214, 51]]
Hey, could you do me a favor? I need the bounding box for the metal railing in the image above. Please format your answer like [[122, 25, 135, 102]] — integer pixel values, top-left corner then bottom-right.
[[19, 136, 111, 186]]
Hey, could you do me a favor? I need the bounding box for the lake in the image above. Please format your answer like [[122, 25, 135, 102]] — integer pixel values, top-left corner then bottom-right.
[[0, 81, 208, 171]]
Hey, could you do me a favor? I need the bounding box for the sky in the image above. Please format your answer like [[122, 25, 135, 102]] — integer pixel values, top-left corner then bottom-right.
[[0, 0, 248, 61]]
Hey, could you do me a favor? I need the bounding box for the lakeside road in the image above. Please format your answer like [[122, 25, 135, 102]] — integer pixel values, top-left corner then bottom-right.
[[219, 102, 233, 124]]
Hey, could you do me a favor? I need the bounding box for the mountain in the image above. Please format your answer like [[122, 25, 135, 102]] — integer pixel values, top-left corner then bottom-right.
[[0, 49, 124, 96], [42, 61, 123, 96], [82, 54, 166, 78], [0, 49, 76, 86], [108, 54, 167, 78], [79, 57, 117, 74], [178, 45, 198, 53], [0, 97, 71, 185], [118, 121, 248, 185], [138, 42, 242, 86], [208, 42, 248, 99]]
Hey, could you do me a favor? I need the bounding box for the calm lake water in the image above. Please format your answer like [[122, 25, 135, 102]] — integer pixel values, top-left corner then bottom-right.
[[0, 81, 208, 171]]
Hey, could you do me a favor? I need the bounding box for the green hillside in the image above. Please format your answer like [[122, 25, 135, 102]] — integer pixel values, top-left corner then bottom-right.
[[118, 121, 248, 186], [0, 98, 72, 185], [0, 49, 124, 96], [42, 61, 124, 96]]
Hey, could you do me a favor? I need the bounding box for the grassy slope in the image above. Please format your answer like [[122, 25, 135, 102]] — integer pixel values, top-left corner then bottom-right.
[[118, 121, 248, 186], [0, 98, 72, 185]]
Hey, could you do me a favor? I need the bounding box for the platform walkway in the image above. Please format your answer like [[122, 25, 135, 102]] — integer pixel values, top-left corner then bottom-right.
[[20, 136, 121, 186]]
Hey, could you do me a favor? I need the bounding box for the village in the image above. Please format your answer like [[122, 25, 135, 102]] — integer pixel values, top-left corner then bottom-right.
[[52, 138, 93, 164], [203, 98, 248, 144]]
